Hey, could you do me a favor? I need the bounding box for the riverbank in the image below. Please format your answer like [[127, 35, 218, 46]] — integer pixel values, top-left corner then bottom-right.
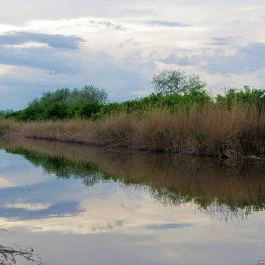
[[1, 105, 265, 159]]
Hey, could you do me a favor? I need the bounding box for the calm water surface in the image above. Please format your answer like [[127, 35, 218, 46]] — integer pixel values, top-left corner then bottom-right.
[[0, 139, 264, 265]]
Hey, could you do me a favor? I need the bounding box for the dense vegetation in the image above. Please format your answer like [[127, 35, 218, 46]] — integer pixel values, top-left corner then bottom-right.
[[0, 85, 107, 121], [0, 71, 264, 121], [0, 70, 264, 158]]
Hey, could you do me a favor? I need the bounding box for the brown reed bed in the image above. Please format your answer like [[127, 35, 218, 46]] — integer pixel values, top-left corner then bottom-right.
[[1, 105, 265, 158]]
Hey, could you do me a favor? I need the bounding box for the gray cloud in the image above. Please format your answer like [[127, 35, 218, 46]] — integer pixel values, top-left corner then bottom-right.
[[0, 31, 85, 73], [209, 37, 235, 46], [0, 46, 80, 73], [162, 53, 196, 66], [144, 20, 190, 27], [206, 42, 265, 74], [0, 32, 84, 49], [88, 20, 125, 30], [161, 42, 265, 75]]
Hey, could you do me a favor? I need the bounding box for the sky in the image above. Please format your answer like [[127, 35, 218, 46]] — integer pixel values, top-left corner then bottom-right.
[[0, 0, 265, 109]]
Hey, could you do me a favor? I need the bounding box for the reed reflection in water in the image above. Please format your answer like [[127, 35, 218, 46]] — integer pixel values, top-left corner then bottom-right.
[[1, 139, 265, 265], [2, 138, 265, 220]]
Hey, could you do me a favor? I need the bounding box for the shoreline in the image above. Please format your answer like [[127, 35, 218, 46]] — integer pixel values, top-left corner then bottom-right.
[[3, 134, 265, 162]]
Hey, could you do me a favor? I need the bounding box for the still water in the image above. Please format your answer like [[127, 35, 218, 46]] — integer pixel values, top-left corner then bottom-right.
[[0, 139, 264, 265]]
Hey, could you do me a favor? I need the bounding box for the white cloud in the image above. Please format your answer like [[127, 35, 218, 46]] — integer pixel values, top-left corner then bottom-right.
[[0, 1, 264, 109], [0, 190, 209, 234]]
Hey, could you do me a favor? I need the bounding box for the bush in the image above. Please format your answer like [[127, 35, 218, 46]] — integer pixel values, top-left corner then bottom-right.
[[4, 85, 108, 121], [78, 102, 102, 118], [98, 90, 212, 117], [216, 87, 265, 115], [44, 103, 68, 120]]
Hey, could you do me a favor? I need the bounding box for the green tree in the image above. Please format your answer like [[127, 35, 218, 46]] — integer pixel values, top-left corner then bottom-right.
[[12, 85, 108, 121], [152, 70, 206, 95], [44, 103, 68, 120], [79, 85, 108, 104], [78, 102, 102, 118]]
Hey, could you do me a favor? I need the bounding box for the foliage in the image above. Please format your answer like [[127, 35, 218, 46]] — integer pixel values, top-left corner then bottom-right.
[[78, 102, 102, 118], [0, 110, 14, 119], [1, 71, 265, 122], [216, 86, 265, 114], [44, 103, 69, 120], [5, 85, 108, 121], [152, 70, 206, 95], [99, 90, 212, 117]]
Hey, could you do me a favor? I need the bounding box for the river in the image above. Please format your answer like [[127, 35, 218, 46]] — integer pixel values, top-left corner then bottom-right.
[[0, 139, 264, 265]]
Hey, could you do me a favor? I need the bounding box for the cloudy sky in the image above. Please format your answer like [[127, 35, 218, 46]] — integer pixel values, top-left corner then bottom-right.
[[0, 0, 265, 109]]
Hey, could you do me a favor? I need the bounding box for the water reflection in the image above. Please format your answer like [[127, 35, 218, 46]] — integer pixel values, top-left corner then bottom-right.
[[0, 139, 265, 265], [1, 138, 265, 220]]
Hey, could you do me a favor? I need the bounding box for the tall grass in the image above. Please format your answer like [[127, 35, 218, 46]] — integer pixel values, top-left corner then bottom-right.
[[0, 120, 22, 137], [95, 105, 265, 157], [1, 103, 264, 158]]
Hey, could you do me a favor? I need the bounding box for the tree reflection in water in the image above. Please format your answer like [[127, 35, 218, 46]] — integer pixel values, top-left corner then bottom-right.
[[2, 138, 265, 221]]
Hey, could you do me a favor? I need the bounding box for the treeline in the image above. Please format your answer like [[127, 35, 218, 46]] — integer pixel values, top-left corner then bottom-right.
[[1, 71, 265, 121], [0, 85, 107, 121]]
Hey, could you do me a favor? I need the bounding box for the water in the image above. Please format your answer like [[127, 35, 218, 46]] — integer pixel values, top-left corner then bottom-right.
[[0, 139, 264, 265]]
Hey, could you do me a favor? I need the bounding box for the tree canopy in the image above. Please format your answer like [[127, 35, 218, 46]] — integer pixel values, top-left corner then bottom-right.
[[152, 70, 206, 95], [6, 85, 108, 121]]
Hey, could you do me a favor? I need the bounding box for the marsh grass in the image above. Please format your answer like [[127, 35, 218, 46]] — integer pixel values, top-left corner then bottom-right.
[[1, 104, 265, 158]]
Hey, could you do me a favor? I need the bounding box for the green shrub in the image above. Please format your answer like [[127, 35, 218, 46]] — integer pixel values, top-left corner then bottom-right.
[[44, 103, 68, 120], [78, 102, 102, 118], [216, 87, 265, 114], [1, 72, 264, 122]]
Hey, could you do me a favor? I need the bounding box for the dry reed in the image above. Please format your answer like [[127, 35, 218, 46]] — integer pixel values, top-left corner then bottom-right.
[[1, 104, 265, 158]]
